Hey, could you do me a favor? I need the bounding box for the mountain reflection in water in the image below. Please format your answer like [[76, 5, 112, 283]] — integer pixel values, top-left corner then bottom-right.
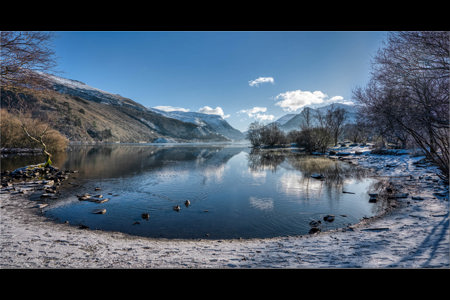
[[9, 144, 382, 239]]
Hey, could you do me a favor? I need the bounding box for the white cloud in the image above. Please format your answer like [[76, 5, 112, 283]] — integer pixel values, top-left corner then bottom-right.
[[238, 106, 274, 122], [275, 90, 327, 112], [239, 107, 267, 115], [254, 113, 275, 121], [153, 105, 190, 112], [275, 90, 353, 112], [249, 77, 275, 87], [329, 95, 355, 105], [198, 106, 230, 119]]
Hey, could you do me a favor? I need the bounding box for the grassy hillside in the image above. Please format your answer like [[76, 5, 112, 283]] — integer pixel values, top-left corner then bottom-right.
[[0, 87, 228, 143]]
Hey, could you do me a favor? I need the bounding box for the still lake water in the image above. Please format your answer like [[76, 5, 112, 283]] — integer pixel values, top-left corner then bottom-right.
[[5, 144, 383, 239]]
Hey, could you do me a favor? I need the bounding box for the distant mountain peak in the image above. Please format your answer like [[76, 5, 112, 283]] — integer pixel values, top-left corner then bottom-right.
[[272, 103, 358, 132], [148, 107, 244, 141]]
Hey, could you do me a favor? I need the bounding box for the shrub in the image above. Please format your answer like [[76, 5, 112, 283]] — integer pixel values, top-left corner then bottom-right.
[[0, 109, 68, 153], [295, 128, 332, 153]]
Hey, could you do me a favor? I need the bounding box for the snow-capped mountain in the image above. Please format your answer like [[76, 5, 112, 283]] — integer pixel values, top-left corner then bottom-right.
[[38, 73, 241, 142], [42, 73, 147, 111], [273, 103, 359, 132], [273, 114, 296, 126], [149, 108, 244, 141]]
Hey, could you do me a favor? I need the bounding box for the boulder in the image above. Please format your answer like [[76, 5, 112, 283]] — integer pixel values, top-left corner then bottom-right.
[[92, 208, 106, 214], [309, 220, 321, 227], [309, 227, 321, 234], [94, 198, 109, 204], [323, 215, 335, 222], [394, 193, 409, 198]]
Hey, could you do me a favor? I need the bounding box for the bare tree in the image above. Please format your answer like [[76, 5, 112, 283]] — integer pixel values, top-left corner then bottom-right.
[[260, 123, 286, 146], [1, 31, 64, 165], [246, 121, 263, 147], [354, 31, 449, 179], [1, 31, 56, 90], [299, 107, 313, 130], [325, 106, 347, 146]]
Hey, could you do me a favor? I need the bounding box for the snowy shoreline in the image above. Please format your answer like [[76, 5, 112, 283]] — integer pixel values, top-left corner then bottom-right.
[[1, 149, 449, 268]]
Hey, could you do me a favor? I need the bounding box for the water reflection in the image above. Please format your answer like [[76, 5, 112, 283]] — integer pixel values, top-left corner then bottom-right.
[[247, 148, 370, 197], [60, 144, 242, 180], [5, 144, 382, 239]]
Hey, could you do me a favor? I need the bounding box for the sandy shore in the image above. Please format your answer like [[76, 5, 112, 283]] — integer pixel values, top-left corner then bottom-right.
[[1, 152, 449, 268]]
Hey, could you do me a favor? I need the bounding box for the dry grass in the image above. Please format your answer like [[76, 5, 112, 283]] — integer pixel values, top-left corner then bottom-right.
[[0, 109, 68, 153]]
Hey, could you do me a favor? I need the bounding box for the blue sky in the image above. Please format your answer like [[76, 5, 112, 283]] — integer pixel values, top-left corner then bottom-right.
[[51, 31, 387, 131]]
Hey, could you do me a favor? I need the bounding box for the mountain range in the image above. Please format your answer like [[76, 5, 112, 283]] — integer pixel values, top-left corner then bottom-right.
[[272, 103, 358, 132], [1, 73, 244, 143]]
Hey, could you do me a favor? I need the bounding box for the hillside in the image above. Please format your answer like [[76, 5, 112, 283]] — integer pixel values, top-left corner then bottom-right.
[[0, 85, 228, 144], [0, 74, 245, 143], [275, 103, 358, 132], [149, 108, 245, 141]]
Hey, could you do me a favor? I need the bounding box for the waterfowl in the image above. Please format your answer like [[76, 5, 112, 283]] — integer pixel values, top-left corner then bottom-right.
[[184, 200, 191, 207], [173, 205, 181, 212]]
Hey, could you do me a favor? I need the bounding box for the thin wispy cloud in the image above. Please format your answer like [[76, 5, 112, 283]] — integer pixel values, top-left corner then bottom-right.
[[198, 106, 230, 119], [248, 77, 275, 87], [275, 90, 354, 112], [153, 105, 190, 112], [238, 106, 274, 122]]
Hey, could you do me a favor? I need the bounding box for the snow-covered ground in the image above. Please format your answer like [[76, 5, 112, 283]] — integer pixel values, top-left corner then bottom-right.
[[1, 148, 448, 268]]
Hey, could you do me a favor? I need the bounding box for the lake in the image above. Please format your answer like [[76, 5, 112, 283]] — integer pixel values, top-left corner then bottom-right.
[[3, 144, 384, 239]]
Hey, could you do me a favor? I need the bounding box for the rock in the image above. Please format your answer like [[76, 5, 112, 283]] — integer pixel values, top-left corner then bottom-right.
[[323, 215, 335, 222], [412, 196, 424, 200], [311, 173, 325, 179], [94, 198, 109, 204], [369, 197, 377, 203], [35, 203, 48, 209], [77, 193, 91, 200], [184, 200, 191, 207], [394, 193, 409, 198], [368, 193, 378, 197], [342, 190, 355, 194], [361, 227, 390, 232], [354, 151, 363, 155], [309, 220, 321, 227], [309, 227, 321, 234], [173, 205, 181, 212], [336, 152, 351, 156], [92, 208, 106, 214], [329, 150, 337, 155]]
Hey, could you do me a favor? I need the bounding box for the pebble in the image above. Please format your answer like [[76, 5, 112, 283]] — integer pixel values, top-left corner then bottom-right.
[[92, 208, 106, 214], [323, 215, 335, 222]]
